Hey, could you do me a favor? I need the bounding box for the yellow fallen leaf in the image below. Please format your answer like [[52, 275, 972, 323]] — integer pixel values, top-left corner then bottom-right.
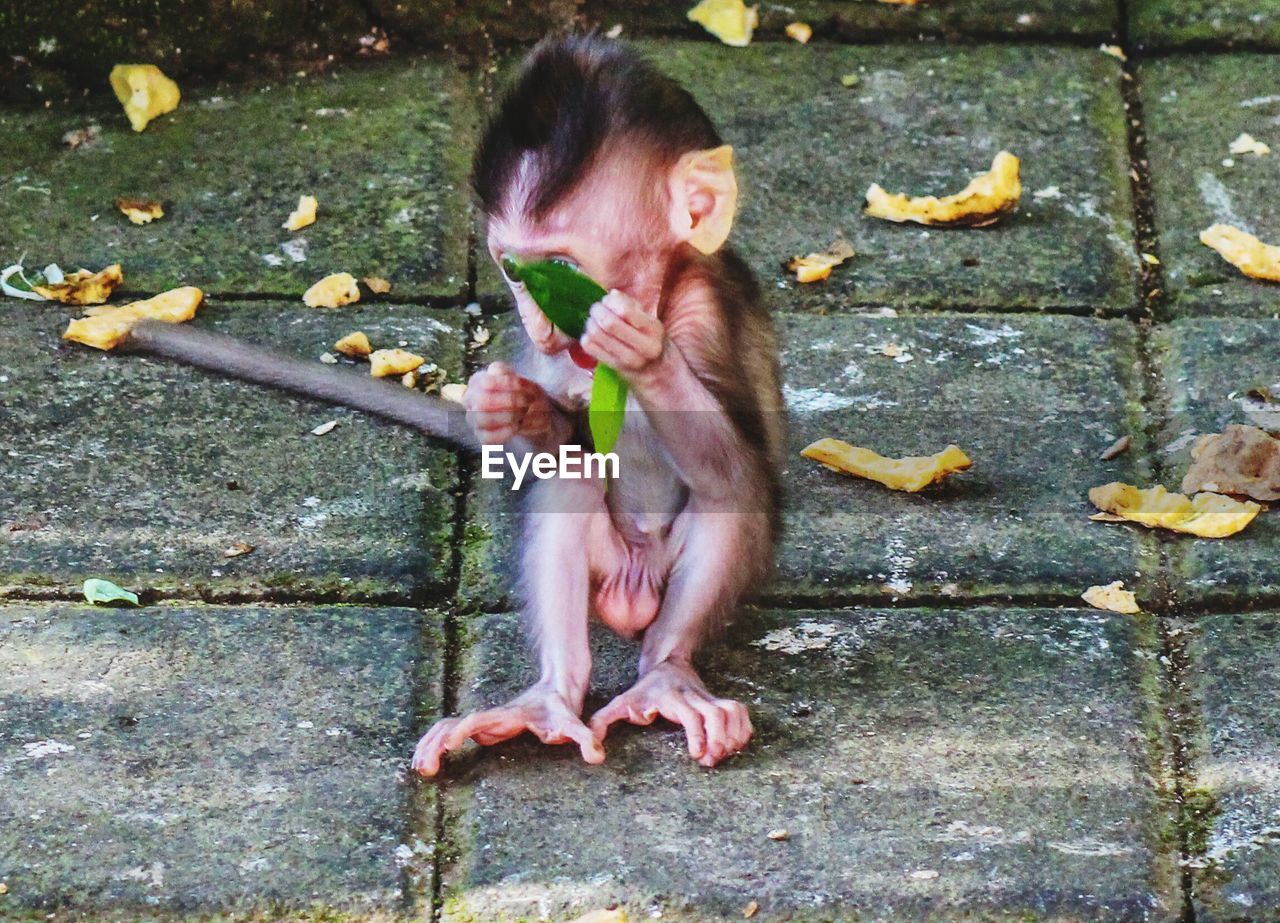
[[569, 910, 627, 923], [34, 264, 123, 305], [401, 370, 418, 388], [802, 438, 972, 492], [1088, 482, 1260, 538], [1099, 44, 1127, 61], [283, 195, 318, 231], [785, 239, 855, 283], [785, 22, 813, 43], [303, 272, 361, 308], [334, 331, 372, 358], [363, 275, 392, 294], [866, 151, 1021, 227], [116, 198, 164, 225], [1229, 132, 1270, 156], [687, 0, 759, 46], [223, 542, 255, 558], [63, 286, 203, 350], [1081, 580, 1140, 614], [878, 0, 923, 4], [441, 382, 467, 404], [109, 64, 180, 132], [369, 348, 424, 378], [1200, 224, 1280, 281]]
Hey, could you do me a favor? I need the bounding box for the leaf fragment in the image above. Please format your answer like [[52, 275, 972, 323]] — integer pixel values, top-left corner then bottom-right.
[[34, 264, 124, 305], [785, 239, 855, 283], [1200, 224, 1280, 281], [865, 151, 1021, 227], [1081, 580, 1140, 614], [1181, 424, 1280, 501], [785, 22, 813, 43], [223, 541, 255, 558], [369, 348, 424, 378], [63, 286, 203, 350], [116, 198, 164, 225], [83, 578, 139, 606], [1229, 132, 1271, 156], [802, 438, 972, 492], [687, 0, 759, 46], [283, 195, 318, 231], [334, 331, 372, 358], [1088, 482, 1260, 538], [303, 272, 361, 308], [363, 276, 392, 294], [109, 64, 180, 132]]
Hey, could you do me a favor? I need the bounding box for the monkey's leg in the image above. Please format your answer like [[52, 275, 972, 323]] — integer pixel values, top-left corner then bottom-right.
[[411, 477, 611, 777], [589, 510, 767, 768]]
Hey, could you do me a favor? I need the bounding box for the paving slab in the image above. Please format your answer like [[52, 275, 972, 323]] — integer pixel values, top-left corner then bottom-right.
[[1131, 1, 1280, 50], [1151, 319, 1280, 607], [587, 0, 1118, 42], [0, 56, 476, 300], [0, 0, 370, 86], [0, 603, 440, 919], [1184, 612, 1280, 921], [439, 607, 1177, 921], [0, 300, 466, 601], [1140, 55, 1280, 319], [477, 42, 1138, 314], [460, 311, 1159, 607]]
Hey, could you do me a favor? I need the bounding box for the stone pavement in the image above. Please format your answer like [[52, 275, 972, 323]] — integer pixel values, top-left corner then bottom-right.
[[2, 4, 1280, 921]]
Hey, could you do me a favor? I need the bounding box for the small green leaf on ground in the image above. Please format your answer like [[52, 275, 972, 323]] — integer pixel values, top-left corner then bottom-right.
[[83, 578, 140, 606]]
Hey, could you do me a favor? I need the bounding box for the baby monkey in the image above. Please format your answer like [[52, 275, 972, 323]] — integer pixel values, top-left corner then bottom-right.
[[411, 35, 784, 774], [127, 35, 783, 773]]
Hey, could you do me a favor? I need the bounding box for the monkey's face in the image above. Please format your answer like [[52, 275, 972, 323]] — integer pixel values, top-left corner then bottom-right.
[[486, 147, 738, 361], [487, 156, 666, 361]]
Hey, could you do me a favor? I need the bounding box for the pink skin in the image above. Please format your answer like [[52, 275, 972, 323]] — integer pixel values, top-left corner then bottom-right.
[[411, 156, 756, 776]]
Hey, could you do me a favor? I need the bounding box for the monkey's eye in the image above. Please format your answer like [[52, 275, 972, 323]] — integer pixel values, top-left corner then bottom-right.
[[499, 256, 522, 285], [548, 256, 579, 271]]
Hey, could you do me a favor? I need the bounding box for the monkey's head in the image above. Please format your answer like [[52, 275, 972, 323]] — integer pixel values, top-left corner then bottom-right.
[[473, 34, 738, 356]]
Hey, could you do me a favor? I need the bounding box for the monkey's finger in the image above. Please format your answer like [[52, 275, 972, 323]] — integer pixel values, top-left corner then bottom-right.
[[558, 720, 606, 764], [599, 292, 664, 336], [411, 719, 461, 776], [581, 323, 647, 371], [718, 699, 753, 750], [690, 697, 730, 766], [660, 697, 707, 761], [588, 306, 661, 359]]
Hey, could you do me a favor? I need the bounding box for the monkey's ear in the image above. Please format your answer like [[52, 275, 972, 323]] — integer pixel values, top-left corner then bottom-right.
[[668, 145, 738, 254]]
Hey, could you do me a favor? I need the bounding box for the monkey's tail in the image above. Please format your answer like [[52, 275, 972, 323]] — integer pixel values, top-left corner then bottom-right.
[[126, 321, 479, 452]]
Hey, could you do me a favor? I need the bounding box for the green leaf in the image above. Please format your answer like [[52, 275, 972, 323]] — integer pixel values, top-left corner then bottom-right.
[[589, 365, 628, 455], [83, 578, 140, 606], [505, 258, 629, 454], [505, 259, 605, 340]]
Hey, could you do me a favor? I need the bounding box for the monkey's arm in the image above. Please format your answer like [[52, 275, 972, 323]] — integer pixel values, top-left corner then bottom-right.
[[125, 321, 479, 451], [581, 293, 755, 497]]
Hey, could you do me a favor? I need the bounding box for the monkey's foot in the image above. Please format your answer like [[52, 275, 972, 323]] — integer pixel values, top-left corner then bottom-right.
[[589, 661, 752, 768], [411, 685, 605, 777]]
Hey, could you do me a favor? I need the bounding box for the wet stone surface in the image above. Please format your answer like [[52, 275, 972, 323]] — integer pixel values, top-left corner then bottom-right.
[[440, 607, 1176, 922], [479, 42, 1138, 315], [586, 0, 1118, 42], [1151, 319, 1280, 607], [0, 604, 440, 919], [0, 300, 465, 600], [1141, 54, 1280, 319], [460, 310, 1160, 607], [0, 57, 476, 300], [1184, 612, 1280, 922], [1131, 0, 1280, 50]]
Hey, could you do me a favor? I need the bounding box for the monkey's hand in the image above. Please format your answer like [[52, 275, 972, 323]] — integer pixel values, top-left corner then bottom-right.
[[589, 661, 752, 768], [411, 684, 605, 777], [580, 290, 665, 378], [465, 361, 561, 448]]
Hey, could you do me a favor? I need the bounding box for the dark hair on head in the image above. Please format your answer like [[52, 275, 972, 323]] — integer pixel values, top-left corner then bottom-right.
[[473, 34, 723, 220]]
